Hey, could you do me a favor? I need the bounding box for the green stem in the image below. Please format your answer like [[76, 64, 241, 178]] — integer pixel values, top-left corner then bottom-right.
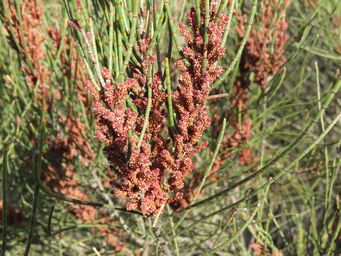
[[174, 118, 227, 231], [164, 57, 175, 128], [195, 0, 201, 27], [115, 0, 129, 33], [153, 0, 162, 72], [117, 30, 124, 77], [24, 111, 45, 256], [148, 4, 167, 55], [79, 25, 106, 88], [167, 206, 180, 256], [108, 3, 114, 73], [138, 72, 153, 148], [1, 144, 8, 256], [221, 0, 235, 46], [208, 205, 259, 253], [164, 1, 181, 55], [47, 205, 55, 236], [180, 110, 341, 236], [186, 81, 340, 209], [215, 0, 228, 22], [201, 0, 210, 74], [118, 0, 139, 82], [24, 184, 39, 256], [315, 62, 329, 222], [89, 19, 106, 87], [213, 0, 258, 89]]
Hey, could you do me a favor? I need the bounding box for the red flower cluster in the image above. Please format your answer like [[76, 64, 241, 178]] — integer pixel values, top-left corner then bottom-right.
[[97, 209, 126, 251], [43, 115, 96, 221], [3, 0, 126, 249], [85, 1, 228, 215], [170, 1, 229, 209], [251, 242, 283, 256], [237, 0, 290, 87], [3, 0, 50, 97], [44, 115, 125, 250], [3, 0, 97, 221], [222, 0, 290, 165], [0, 200, 25, 225], [86, 37, 172, 216], [175, 0, 228, 160]]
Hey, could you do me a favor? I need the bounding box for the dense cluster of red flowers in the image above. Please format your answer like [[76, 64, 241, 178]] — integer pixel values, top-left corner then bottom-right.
[[3, 0, 50, 97], [0, 200, 25, 225], [177, 0, 291, 206], [225, 0, 290, 165], [4, 0, 291, 233], [3, 0, 125, 250], [43, 115, 96, 220], [84, 0, 228, 216], [237, 0, 290, 87], [251, 242, 283, 256]]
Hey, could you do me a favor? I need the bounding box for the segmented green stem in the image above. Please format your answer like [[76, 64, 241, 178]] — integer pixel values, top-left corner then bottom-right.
[[115, 0, 129, 33], [174, 118, 227, 231], [1, 144, 8, 256], [153, 0, 162, 72], [164, 57, 175, 128], [164, 0, 181, 55], [186, 81, 340, 209], [215, 0, 228, 22], [80, 25, 106, 88], [71, 28, 100, 90], [117, 29, 124, 77], [209, 205, 260, 253], [24, 184, 39, 256], [24, 112, 45, 256], [148, 3, 166, 54], [221, 0, 235, 46], [325, 208, 341, 255], [89, 19, 106, 87], [213, 0, 258, 89], [195, 0, 201, 27], [118, 0, 139, 82], [201, 0, 210, 73], [194, 118, 227, 201], [115, 0, 128, 44], [137, 71, 152, 148], [112, 21, 119, 79], [315, 62, 329, 213], [108, 3, 114, 72]]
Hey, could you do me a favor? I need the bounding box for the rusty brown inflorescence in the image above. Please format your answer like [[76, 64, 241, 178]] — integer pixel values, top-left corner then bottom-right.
[[237, 0, 290, 87], [0, 200, 25, 226], [225, 0, 290, 165], [3, 0, 125, 249], [83, 0, 228, 216], [3, 0, 50, 97]]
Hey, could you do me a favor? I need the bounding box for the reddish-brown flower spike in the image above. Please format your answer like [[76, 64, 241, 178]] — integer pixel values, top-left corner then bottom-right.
[[3, 0, 50, 98], [80, 1, 230, 215], [68, 20, 82, 31], [220, 0, 290, 166], [0, 200, 26, 225], [170, 0, 229, 210], [77, 0, 81, 10], [237, 0, 290, 87]]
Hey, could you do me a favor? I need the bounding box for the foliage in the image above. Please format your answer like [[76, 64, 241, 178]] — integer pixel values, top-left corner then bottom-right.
[[0, 0, 340, 255]]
